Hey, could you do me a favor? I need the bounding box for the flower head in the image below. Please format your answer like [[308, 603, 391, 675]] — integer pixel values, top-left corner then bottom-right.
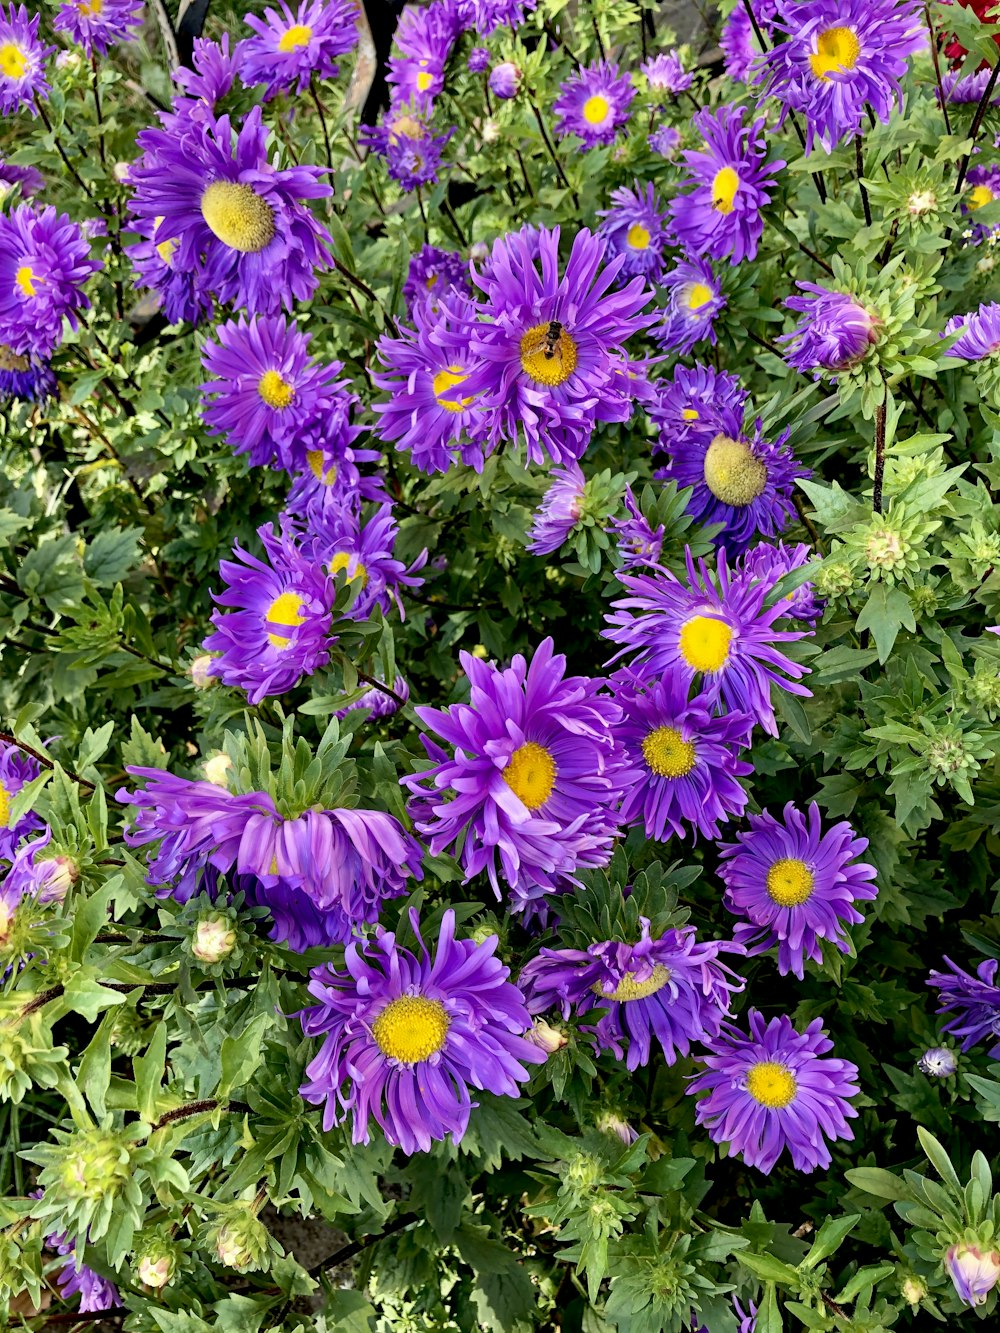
[[0, 344, 55, 402], [597, 180, 672, 281], [361, 102, 454, 190], [387, 1, 460, 107], [53, 0, 142, 57], [780, 283, 880, 376], [553, 60, 635, 150], [648, 123, 682, 158], [42, 1214, 120, 1313], [946, 1244, 1000, 1308], [0, 741, 45, 861], [173, 32, 242, 108], [403, 243, 471, 313], [737, 541, 824, 625], [647, 363, 748, 460], [4, 829, 77, 904], [239, 0, 359, 100], [297, 502, 426, 619], [0, 4, 53, 115], [945, 301, 1000, 361], [653, 254, 727, 355], [0, 205, 101, 358], [607, 487, 665, 570], [641, 51, 692, 94], [527, 464, 586, 554], [334, 675, 409, 719], [918, 1046, 957, 1076], [0, 158, 44, 199], [927, 956, 1000, 1057], [720, 0, 778, 82], [468, 45, 490, 72], [489, 60, 521, 99]]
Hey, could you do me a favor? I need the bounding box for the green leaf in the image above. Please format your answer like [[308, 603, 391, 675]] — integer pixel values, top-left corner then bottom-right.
[[855, 583, 916, 663], [755, 1282, 783, 1333], [738, 1252, 800, 1285], [917, 1126, 962, 1194], [76, 1010, 116, 1119], [84, 531, 143, 586], [471, 1263, 536, 1333], [801, 1215, 859, 1270], [844, 1166, 913, 1202], [218, 1013, 273, 1099], [60, 972, 127, 1022], [134, 1022, 167, 1123]]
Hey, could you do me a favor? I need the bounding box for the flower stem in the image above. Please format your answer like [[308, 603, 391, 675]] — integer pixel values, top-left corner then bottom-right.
[[309, 77, 335, 173], [855, 135, 872, 226], [528, 98, 578, 206], [956, 60, 1000, 194], [924, 3, 952, 137], [873, 399, 887, 514]]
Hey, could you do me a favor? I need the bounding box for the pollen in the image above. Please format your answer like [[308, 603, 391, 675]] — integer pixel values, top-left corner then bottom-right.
[[432, 365, 472, 412], [682, 407, 700, 421], [0, 42, 28, 79], [265, 591, 305, 648], [330, 551, 368, 587], [0, 781, 9, 829], [582, 94, 610, 126], [642, 726, 696, 779], [745, 1060, 797, 1108], [277, 23, 312, 50], [200, 181, 276, 254], [703, 435, 768, 507], [78, 0, 102, 13], [519, 322, 578, 387], [503, 740, 556, 811], [416, 70, 434, 92], [14, 264, 37, 297], [372, 994, 450, 1063], [969, 184, 995, 211], [0, 345, 29, 373], [809, 25, 861, 81], [306, 450, 337, 485], [258, 368, 295, 409], [593, 964, 671, 1003], [679, 614, 733, 673], [711, 166, 740, 215], [626, 222, 651, 250], [766, 857, 815, 907], [389, 115, 424, 143], [682, 282, 714, 311]]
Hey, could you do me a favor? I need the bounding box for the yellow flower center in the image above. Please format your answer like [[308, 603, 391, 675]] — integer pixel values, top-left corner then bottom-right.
[[305, 450, 336, 485], [265, 591, 305, 648], [200, 181, 276, 253], [809, 26, 861, 81], [330, 551, 368, 587], [0, 898, 11, 944], [277, 23, 312, 50], [389, 114, 424, 142], [593, 964, 671, 1003], [682, 281, 714, 311], [416, 70, 434, 91], [519, 322, 578, 387], [372, 994, 449, 1063], [0, 345, 28, 373], [0, 42, 28, 79], [258, 368, 295, 409], [703, 435, 768, 507], [78, 0, 102, 14], [503, 740, 556, 810], [582, 94, 610, 126], [746, 1060, 798, 1108], [14, 265, 37, 297], [970, 184, 996, 210], [626, 222, 651, 250], [679, 615, 733, 673], [682, 407, 700, 421], [432, 365, 472, 412], [766, 857, 815, 907], [712, 166, 740, 214], [642, 726, 696, 779], [0, 781, 9, 828]]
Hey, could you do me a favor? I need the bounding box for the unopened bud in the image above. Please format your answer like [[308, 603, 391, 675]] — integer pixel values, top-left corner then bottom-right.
[[527, 1019, 567, 1055], [192, 916, 236, 965], [138, 1254, 173, 1289], [190, 655, 216, 690], [202, 752, 232, 787]]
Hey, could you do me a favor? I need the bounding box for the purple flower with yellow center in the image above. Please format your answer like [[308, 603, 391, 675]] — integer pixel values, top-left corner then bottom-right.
[[614, 673, 752, 842], [334, 675, 409, 719], [0, 343, 55, 402], [607, 486, 665, 570], [361, 103, 453, 190], [640, 51, 692, 94], [737, 541, 824, 625], [298, 502, 426, 620], [945, 302, 1000, 361], [527, 464, 586, 555], [918, 1046, 957, 1077], [752, 0, 926, 155], [0, 741, 44, 861], [0, 158, 44, 199], [780, 282, 880, 376], [125, 217, 216, 328], [53, 0, 142, 57], [718, 802, 878, 979], [128, 106, 332, 315], [281, 424, 384, 523], [720, 0, 777, 81], [648, 123, 681, 158], [401, 637, 624, 902], [962, 164, 1000, 244], [946, 1245, 1000, 1308], [489, 60, 521, 99], [688, 1009, 861, 1173], [604, 548, 812, 737], [239, 0, 359, 99], [0, 204, 101, 358], [463, 225, 654, 466], [0, 4, 52, 115], [653, 254, 727, 355], [597, 180, 671, 281], [647, 362, 747, 462], [927, 956, 1000, 1057], [299, 908, 544, 1154], [388, 0, 461, 107], [669, 105, 783, 266], [202, 524, 335, 704], [553, 60, 635, 150], [201, 314, 350, 470], [521, 919, 745, 1071], [403, 243, 471, 314]]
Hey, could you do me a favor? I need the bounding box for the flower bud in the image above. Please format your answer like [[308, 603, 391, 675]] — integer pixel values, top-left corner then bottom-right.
[[138, 1253, 174, 1289], [113, 162, 131, 184], [59, 1130, 129, 1201], [907, 188, 936, 217], [488, 61, 521, 100], [526, 1019, 567, 1055], [37, 855, 78, 902], [190, 654, 216, 690], [946, 1243, 1000, 1307], [918, 1047, 957, 1077], [481, 118, 500, 144], [901, 1274, 927, 1305], [192, 915, 237, 965], [202, 752, 232, 787], [212, 1212, 271, 1273], [596, 1111, 638, 1145]]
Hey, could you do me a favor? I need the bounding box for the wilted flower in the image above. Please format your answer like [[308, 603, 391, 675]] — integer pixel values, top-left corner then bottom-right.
[[927, 956, 1000, 1058]]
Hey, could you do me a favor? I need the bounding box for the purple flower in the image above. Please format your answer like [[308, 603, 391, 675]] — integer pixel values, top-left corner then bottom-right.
[[918, 1046, 957, 1076], [946, 301, 1000, 361], [463, 224, 654, 466], [603, 548, 812, 738], [281, 426, 384, 524], [386, 2, 458, 107], [0, 739, 45, 860], [402, 637, 623, 907], [0, 344, 56, 402], [0, 158, 44, 199], [614, 673, 752, 842], [669, 105, 783, 266], [522, 919, 745, 1071], [641, 51, 692, 94], [647, 363, 748, 461], [553, 60, 635, 150], [527, 464, 586, 554], [946, 1245, 1000, 1308], [597, 180, 672, 281], [173, 33, 242, 108], [942, 67, 999, 105], [688, 1009, 860, 1173], [927, 956, 1000, 1058], [489, 60, 521, 99], [648, 123, 681, 158], [4, 829, 77, 904], [297, 502, 426, 620], [53, 0, 142, 57], [468, 45, 490, 73], [0, 205, 101, 358], [720, 0, 778, 82], [964, 164, 1000, 244], [128, 106, 332, 315], [780, 283, 880, 375], [607, 486, 665, 570], [653, 254, 727, 354], [468, 0, 537, 36], [239, 0, 359, 100], [0, 5, 52, 115], [299, 908, 543, 1154], [733, 1297, 759, 1332], [402, 243, 471, 314], [737, 541, 824, 625], [44, 1224, 120, 1312], [718, 802, 878, 979], [752, 0, 926, 155], [125, 217, 216, 328], [334, 676, 409, 719], [361, 103, 453, 190]]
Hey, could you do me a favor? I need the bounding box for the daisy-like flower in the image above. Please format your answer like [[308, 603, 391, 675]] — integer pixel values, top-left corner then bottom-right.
[[717, 802, 878, 979], [927, 956, 1000, 1057], [125, 217, 216, 328], [387, 0, 459, 106], [4, 829, 77, 904], [640, 51, 692, 94], [298, 502, 427, 620], [653, 254, 727, 355], [462, 225, 654, 466], [468, 46, 490, 73], [402, 244, 471, 314], [281, 423, 384, 523], [941, 68, 999, 105], [41, 1216, 120, 1313], [614, 673, 752, 842], [962, 165, 1000, 245], [298, 908, 544, 1154], [467, 0, 537, 35], [688, 1009, 861, 1173], [239, 0, 359, 100], [0, 159, 44, 199], [737, 541, 824, 625], [527, 464, 586, 555], [553, 60, 635, 150], [401, 637, 623, 903], [648, 123, 682, 158], [752, 0, 926, 155], [202, 525, 335, 703], [53, 0, 142, 57], [0, 741, 45, 861], [780, 283, 880, 376], [334, 675, 409, 719], [946, 1245, 1000, 1308], [521, 919, 745, 1070], [945, 302, 1000, 361], [597, 181, 672, 281], [201, 314, 351, 469], [0, 344, 56, 402], [0, 205, 101, 358], [647, 363, 747, 461], [128, 106, 332, 315], [361, 102, 454, 190], [173, 32, 242, 109], [733, 1297, 759, 1332], [669, 105, 783, 266], [607, 487, 665, 570], [720, 0, 778, 82], [604, 548, 812, 737], [0, 4, 52, 115]]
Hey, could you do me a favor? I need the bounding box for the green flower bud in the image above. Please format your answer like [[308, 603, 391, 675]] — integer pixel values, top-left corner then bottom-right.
[[565, 1152, 603, 1193], [58, 1128, 131, 1202], [814, 558, 856, 599], [191, 915, 237, 965], [210, 1210, 273, 1273]]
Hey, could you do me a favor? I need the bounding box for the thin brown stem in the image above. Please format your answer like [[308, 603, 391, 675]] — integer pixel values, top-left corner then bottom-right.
[[152, 1099, 252, 1132], [37, 102, 95, 199], [855, 135, 872, 226], [794, 493, 825, 554], [956, 61, 1000, 193], [925, 3, 952, 137], [873, 400, 887, 514], [356, 670, 408, 707], [309, 78, 335, 172], [0, 732, 96, 791], [528, 98, 578, 206]]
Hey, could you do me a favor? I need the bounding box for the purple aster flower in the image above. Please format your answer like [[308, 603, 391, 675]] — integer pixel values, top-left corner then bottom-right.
[[737, 541, 824, 625], [521, 919, 745, 1070], [720, 0, 778, 82], [489, 60, 521, 99], [239, 0, 359, 100], [653, 254, 727, 355], [614, 673, 752, 842], [527, 464, 586, 554], [401, 637, 623, 905], [553, 60, 635, 150], [125, 216, 216, 328], [0, 740, 45, 860], [607, 486, 665, 570], [4, 829, 77, 904], [388, 0, 462, 107], [669, 105, 783, 266], [0, 205, 101, 358], [0, 158, 44, 199], [641, 51, 692, 94], [648, 123, 682, 158], [462, 224, 654, 466], [752, 0, 926, 155], [927, 956, 1000, 1058], [202, 524, 335, 703], [689, 1009, 860, 1173], [717, 802, 878, 979], [297, 502, 427, 620], [733, 1296, 759, 1331], [43, 1221, 120, 1312], [597, 180, 672, 281], [334, 675, 409, 719], [0, 4, 52, 115], [918, 1046, 958, 1076], [647, 362, 747, 461], [402, 243, 471, 314], [299, 907, 544, 1153], [53, 0, 142, 57], [945, 302, 1000, 361], [201, 314, 351, 469], [361, 103, 453, 190], [941, 67, 999, 105], [946, 1245, 1000, 1308], [281, 425, 385, 523], [173, 33, 242, 109], [779, 283, 880, 376], [468, 0, 536, 36], [0, 343, 56, 402], [468, 45, 489, 72], [604, 548, 812, 737], [128, 106, 332, 315], [962, 164, 1000, 244], [371, 292, 486, 474]]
